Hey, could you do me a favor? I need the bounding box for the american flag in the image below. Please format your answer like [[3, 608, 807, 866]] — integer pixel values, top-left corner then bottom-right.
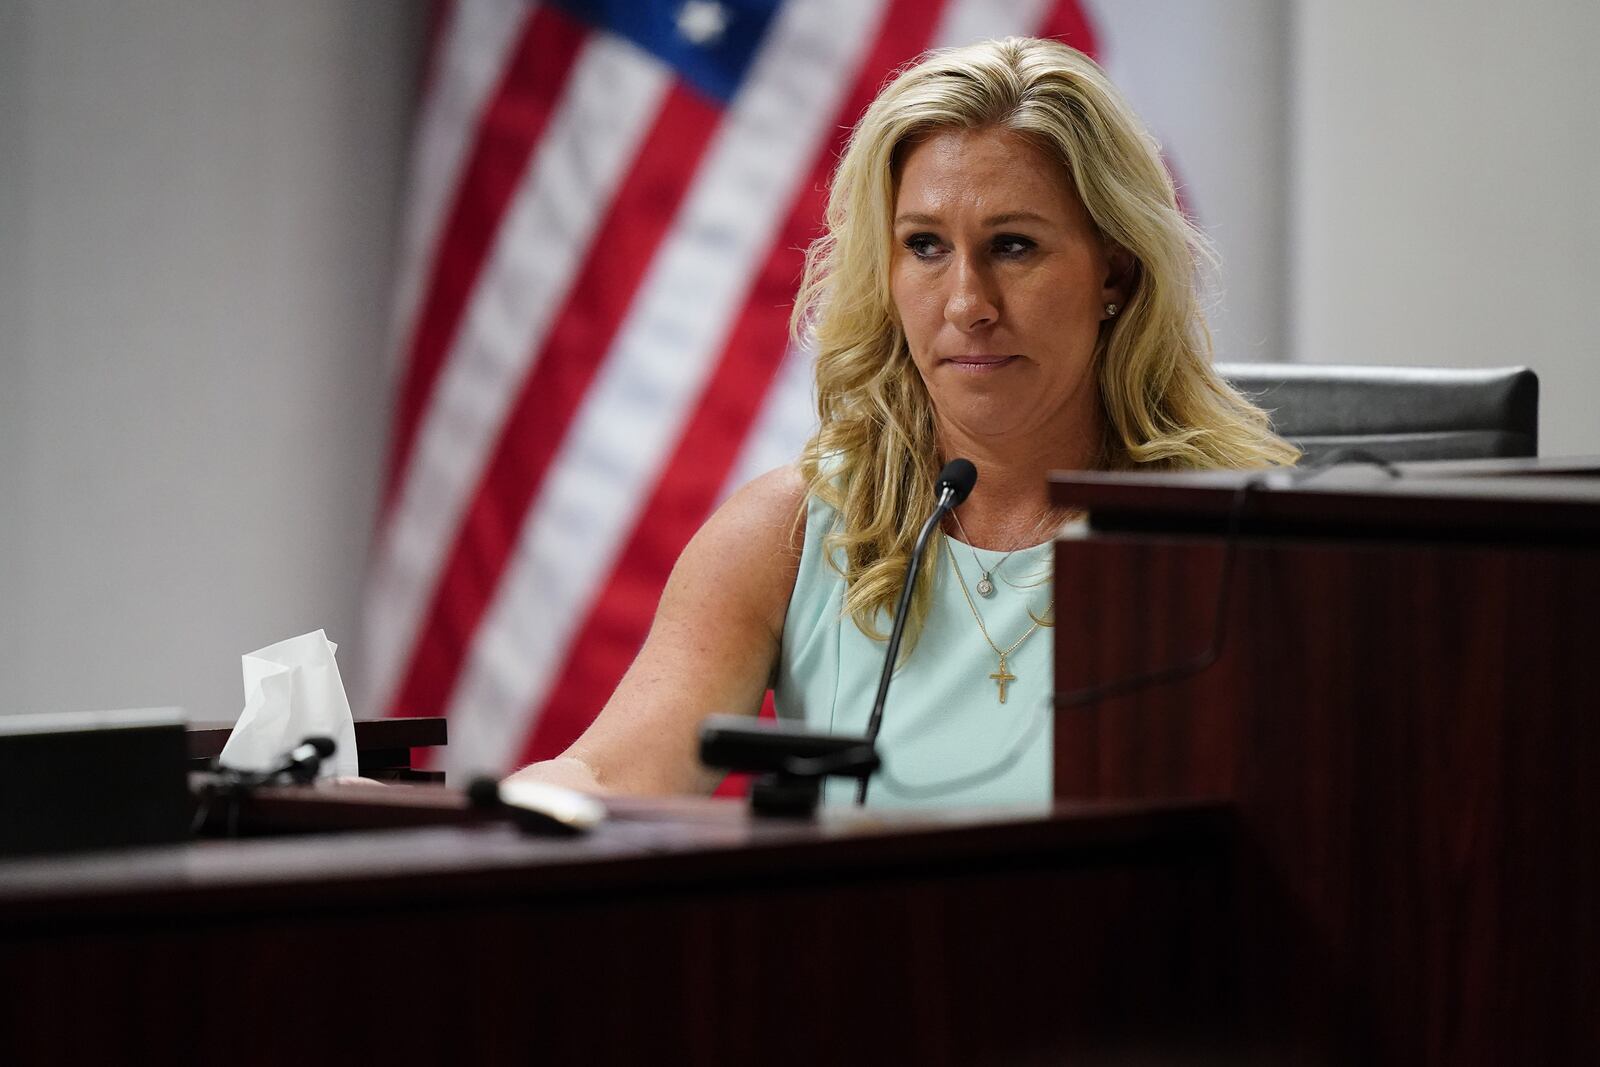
[[363, 0, 1104, 779]]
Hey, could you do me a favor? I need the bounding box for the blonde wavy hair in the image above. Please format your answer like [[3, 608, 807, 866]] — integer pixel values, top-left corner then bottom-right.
[[794, 37, 1297, 641]]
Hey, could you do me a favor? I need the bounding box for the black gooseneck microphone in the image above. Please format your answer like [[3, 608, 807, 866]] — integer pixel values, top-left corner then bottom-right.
[[856, 457, 978, 805]]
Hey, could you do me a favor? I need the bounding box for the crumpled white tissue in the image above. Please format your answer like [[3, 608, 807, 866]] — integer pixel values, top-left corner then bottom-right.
[[218, 630, 360, 779]]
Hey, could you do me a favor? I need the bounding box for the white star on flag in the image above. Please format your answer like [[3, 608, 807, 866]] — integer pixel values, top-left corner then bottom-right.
[[676, 1, 730, 47]]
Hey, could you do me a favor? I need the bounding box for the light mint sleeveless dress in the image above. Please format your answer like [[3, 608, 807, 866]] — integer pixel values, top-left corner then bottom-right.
[[773, 492, 1055, 809]]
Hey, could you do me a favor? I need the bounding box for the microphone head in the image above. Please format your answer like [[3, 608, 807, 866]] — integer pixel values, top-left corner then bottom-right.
[[935, 458, 978, 506], [466, 776, 503, 809], [304, 736, 336, 758]]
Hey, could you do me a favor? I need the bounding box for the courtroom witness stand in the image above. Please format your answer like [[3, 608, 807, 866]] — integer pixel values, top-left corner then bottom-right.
[[507, 38, 1295, 805]]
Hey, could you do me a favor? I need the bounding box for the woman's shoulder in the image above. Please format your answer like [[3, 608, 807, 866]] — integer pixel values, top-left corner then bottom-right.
[[673, 466, 809, 614], [712, 465, 808, 539]]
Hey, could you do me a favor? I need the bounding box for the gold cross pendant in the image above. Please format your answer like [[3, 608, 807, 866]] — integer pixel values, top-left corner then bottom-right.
[[989, 654, 1016, 704]]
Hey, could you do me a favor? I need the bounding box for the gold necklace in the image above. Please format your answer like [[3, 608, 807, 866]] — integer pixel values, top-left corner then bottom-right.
[[944, 539, 1045, 705], [949, 508, 1017, 598]]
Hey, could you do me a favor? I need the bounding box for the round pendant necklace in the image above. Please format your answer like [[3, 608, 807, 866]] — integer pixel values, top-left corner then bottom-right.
[[949, 509, 1018, 598]]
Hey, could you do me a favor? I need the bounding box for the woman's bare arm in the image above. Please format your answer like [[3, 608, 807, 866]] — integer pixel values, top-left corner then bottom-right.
[[505, 466, 807, 795]]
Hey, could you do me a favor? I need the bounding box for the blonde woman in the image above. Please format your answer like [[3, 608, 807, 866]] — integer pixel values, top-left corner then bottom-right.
[[510, 37, 1295, 806]]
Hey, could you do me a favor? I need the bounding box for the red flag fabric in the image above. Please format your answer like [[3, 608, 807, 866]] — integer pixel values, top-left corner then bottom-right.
[[365, 0, 1101, 778]]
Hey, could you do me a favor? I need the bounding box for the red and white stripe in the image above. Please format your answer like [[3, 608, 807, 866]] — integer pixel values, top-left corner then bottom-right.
[[366, 26, 671, 737], [365, 0, 1104, 778]]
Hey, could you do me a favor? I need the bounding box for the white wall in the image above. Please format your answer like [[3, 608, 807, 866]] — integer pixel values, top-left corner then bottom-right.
[[0, 1, 424, 719], [1293, 0, 1600, 455], [1093, 0, 1291, 368], [0, 3, 29, 711]]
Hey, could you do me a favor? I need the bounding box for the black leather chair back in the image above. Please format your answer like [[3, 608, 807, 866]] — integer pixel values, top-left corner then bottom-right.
[[1217, 363, 1539, 463]]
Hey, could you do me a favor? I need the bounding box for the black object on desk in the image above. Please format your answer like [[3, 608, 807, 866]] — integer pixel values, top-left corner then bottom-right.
[[699, 714, 878, 817], [0, 707, 190, 856]]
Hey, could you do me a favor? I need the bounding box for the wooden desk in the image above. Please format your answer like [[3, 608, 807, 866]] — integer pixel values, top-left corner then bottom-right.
[[0, 795, 1234, 1065], [1051, 457, 1600, 1065]]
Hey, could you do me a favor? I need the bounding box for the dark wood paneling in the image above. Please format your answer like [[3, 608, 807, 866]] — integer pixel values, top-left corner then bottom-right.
[[1054, 532, 1600, 1064], [0, 801, 1237, 1065], [1050, 461, 1600, 542]]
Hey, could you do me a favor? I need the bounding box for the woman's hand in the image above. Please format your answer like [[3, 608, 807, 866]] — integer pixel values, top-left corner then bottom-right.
[[503, 754, 605, 793]]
